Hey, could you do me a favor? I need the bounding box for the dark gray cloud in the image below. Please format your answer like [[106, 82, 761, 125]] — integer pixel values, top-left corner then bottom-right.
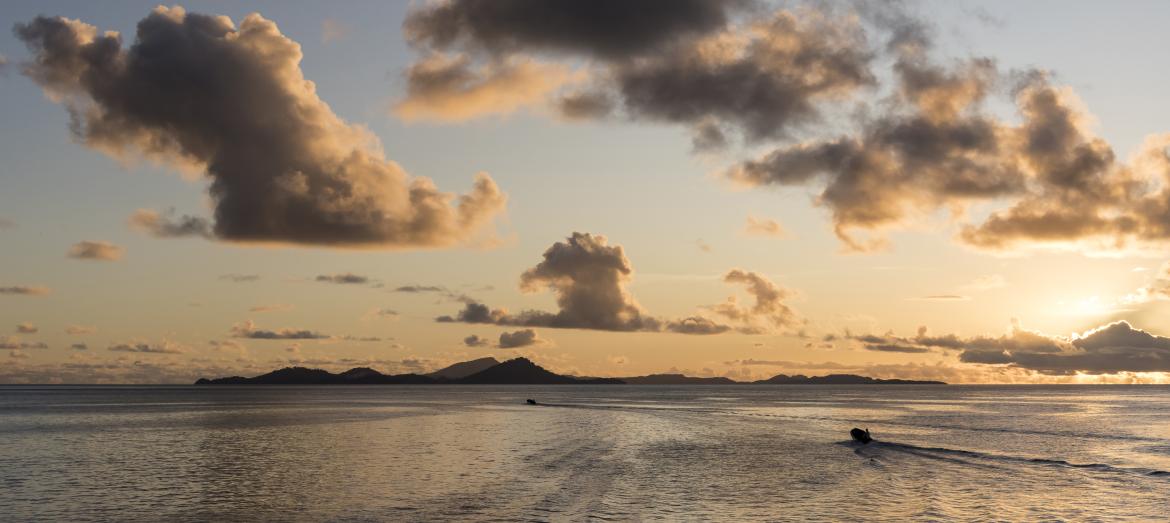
[[856, 320, 1170, 375], [463, 334, 490, 347], [847, 325, 966, 354], [665, 317, 732, 335], [129, 209, 212, 239], [108, 341, 184, 354], [0, 285, 50, 296], [67, 240, 124, 261], [403, 0, 742, 60], [316, 273, 370, 285], [498, 328, 540, 348], [231, 321, 328, 340], [864, 343, 931, 354], [956, 321, 1170, 375], [395, 285, 445, 293], [400, 1, 875, 141], [17, 7, 505, 249], [436, 301, 505, 324], [558, 91, 616, 120], [70, 343, 88, 350]]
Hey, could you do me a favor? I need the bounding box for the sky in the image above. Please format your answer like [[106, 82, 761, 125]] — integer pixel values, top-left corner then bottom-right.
[[3, 0, 1170, 384]]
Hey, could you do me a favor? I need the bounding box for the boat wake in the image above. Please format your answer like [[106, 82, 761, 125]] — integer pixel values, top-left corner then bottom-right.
[[849, 440, 1170, 478]]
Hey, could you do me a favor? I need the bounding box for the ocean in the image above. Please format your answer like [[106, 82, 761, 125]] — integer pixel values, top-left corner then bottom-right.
[[1, 385, 1168, 521]]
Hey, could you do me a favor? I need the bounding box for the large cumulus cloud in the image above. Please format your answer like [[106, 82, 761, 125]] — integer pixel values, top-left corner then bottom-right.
[[398, 0, 873, 140], [436, 232, 661, 331], [436, 232, 798, 335], [16, 7, 506, 248], [398, 1, 1170, 254]]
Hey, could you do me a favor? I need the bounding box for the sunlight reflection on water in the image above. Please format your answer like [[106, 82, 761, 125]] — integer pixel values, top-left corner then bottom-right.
[[1, 385, 1168, 521]]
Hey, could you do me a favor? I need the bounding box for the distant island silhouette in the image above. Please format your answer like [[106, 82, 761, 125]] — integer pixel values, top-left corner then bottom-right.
[[194, 357, 944, 385]]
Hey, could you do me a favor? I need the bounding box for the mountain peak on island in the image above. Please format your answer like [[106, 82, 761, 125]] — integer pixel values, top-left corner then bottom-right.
[[195, 358, 945, 385], [426, 357, 499, 380]]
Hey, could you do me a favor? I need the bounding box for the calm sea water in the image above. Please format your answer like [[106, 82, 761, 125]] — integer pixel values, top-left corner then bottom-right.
[[1, 385, 1168, 521]]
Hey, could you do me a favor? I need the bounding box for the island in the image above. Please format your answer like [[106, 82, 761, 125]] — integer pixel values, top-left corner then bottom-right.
[[195, 357, 945, 385]]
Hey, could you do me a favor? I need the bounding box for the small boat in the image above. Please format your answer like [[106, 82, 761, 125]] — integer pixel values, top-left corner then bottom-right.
[[850, 427, 872, 444], [526, 399, 537, 405]]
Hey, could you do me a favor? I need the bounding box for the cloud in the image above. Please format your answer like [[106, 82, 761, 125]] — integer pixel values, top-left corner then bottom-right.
[[435, 233, 802, 336], [316, 273, 370, 285], [16, 323, 38, 334], [249, 304, 293, 313], [863, 343, 932, 354], [321, 18, 348, 43], [845, 326, 965, 354], [665, 316, 731, 335], [706, 269, 800, 333], [231, 320, 329, 340], [743, 216, 786, 238], [209, 339, 247, 355], [914, 294, 970, 301], [400, 2, 872, 140], [436, 234, 658, 330], [364, 308, 399, 320], [128, 209, 213, 239], [691, 120, 728, 152], [65, 325, 95, 335], [0, 286, 50, 296], [463, 334, 490, 347], [108, 341, 185, 354], [695, 239, 713, 253], [1124, 262, 1170, 303], [70, 343, 88, 350], [0, 337, 48, 350], [497, 328, 541, 348], [955, 321, 1170, 375], [393, 284, 477, 305], [509, 232, 660, 331], [67, 240, 124, 261], [395, 285, 445, 293], [219, 274, 260, 283], [558, 90, 615, 120], [402, 0, 737, 60], [337, 335, 383, 342], [854, 320, 1170, 376], [395, 54, 574, 121], [436, 301, 505, 324], [17, 7, 505, 249], [724, 51, 1170, 253], [0, 218, 15, 229]]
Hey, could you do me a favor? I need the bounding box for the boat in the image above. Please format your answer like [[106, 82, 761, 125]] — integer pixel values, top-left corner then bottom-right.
[[850, 427, 872, 444]]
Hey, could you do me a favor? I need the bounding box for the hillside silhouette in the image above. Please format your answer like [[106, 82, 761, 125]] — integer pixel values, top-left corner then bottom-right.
[[195, 357, 944, 385]]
